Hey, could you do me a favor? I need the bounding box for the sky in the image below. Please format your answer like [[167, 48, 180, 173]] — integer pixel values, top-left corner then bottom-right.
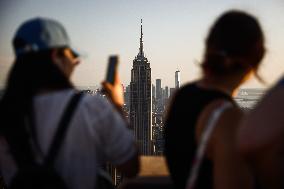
[[1, 0, 284, 89]]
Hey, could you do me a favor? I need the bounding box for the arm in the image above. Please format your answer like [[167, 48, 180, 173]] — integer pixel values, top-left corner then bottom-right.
[[101, 71, 126, 118], [237, 86, 284, 189], [101, 69, 139, 177], [97, 100, 139, 178]]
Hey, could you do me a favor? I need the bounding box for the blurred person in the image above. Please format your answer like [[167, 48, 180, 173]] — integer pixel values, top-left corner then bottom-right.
[[165, 10, 265, 189], [0, 18, 139, 189], [238, 78, 284, 189]]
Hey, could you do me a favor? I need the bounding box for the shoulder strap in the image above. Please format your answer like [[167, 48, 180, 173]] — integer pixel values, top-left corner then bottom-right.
[[44, 92, 84, 167], [186, 101, 233, 189]]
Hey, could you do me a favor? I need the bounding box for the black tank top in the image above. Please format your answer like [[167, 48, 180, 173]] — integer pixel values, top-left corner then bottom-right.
[[165, 82, 233, 189]]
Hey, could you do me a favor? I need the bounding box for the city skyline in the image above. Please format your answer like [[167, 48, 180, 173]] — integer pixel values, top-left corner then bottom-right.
[[1, 0, 284, 89]]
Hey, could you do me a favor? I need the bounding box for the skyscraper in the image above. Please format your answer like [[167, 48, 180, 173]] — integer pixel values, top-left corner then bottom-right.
[[156, 79, 162, 98], [164, 86, 169, 107], [152, 84, 156, 110], [124, 85, 131, 111], [175, 70, 180, 89], [155, 79, 163, 111], [130, 19, 152, 155], [152, 84, 156, 100], [164, 86, 169, 99]]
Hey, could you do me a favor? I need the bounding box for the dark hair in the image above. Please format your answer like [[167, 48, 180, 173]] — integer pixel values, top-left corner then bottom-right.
[[201, 10, 265, 75], [0, 49, 73, 162]]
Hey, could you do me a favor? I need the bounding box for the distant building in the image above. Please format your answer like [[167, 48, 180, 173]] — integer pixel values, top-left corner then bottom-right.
[[152, 124, 165, 155], [164, 86, 169, 99], [130, 19, 152, 155], [152, 84, 156, 110], [156, 79, 162, 100], [152, 84, 156, 100], [163, 86, 169, 109], [156, 79, 162, 111], [81, 89, 92, 95], [124, 85, 131, 119], [175, 70, 180, 89], [235, 88, 266, 111]]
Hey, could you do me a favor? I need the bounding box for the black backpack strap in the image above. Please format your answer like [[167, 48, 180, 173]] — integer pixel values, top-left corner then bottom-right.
[[44, 92, 84, 167]]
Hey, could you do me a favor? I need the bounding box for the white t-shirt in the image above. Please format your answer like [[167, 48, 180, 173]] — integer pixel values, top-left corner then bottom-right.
[[0, 89, 136, 189]]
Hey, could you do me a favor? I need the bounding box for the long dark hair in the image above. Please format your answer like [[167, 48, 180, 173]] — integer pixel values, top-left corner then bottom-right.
[[0, 49, 72, 163], [202, 10, 265, 76]]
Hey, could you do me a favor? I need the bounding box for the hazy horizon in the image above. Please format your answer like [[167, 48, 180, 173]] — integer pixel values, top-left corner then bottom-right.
[[1, 0, 284, 89]]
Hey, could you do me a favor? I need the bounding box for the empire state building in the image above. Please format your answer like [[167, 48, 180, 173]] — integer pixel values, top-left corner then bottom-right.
[[130, 19, 152, 155]]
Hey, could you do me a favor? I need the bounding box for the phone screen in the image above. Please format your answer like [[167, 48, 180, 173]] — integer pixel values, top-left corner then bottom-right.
[[106, 55, 118, 84]]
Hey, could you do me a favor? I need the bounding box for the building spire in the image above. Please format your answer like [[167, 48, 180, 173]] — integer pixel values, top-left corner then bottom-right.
[[139, 19, 144, 57]]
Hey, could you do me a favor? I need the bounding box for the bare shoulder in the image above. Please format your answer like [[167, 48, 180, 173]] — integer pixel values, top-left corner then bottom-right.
[[196, 99, 242, 139], [196, 99, 242, 158]]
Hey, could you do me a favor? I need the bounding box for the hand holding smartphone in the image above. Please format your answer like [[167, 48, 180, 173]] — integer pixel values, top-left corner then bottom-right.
[[102, 55, 124, 108]]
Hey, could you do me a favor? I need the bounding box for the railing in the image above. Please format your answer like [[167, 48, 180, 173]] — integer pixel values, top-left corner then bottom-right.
[[119, 156, 174, 189]]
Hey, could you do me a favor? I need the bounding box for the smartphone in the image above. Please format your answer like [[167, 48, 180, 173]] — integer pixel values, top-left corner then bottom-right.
[[106, 55, 119, 84]]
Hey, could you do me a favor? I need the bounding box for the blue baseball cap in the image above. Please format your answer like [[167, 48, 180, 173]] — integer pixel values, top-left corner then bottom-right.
[[13, 17, 79, 57]]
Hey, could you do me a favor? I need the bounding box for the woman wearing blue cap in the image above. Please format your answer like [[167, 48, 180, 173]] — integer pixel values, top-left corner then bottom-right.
[[0, 18, 139, 189]]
